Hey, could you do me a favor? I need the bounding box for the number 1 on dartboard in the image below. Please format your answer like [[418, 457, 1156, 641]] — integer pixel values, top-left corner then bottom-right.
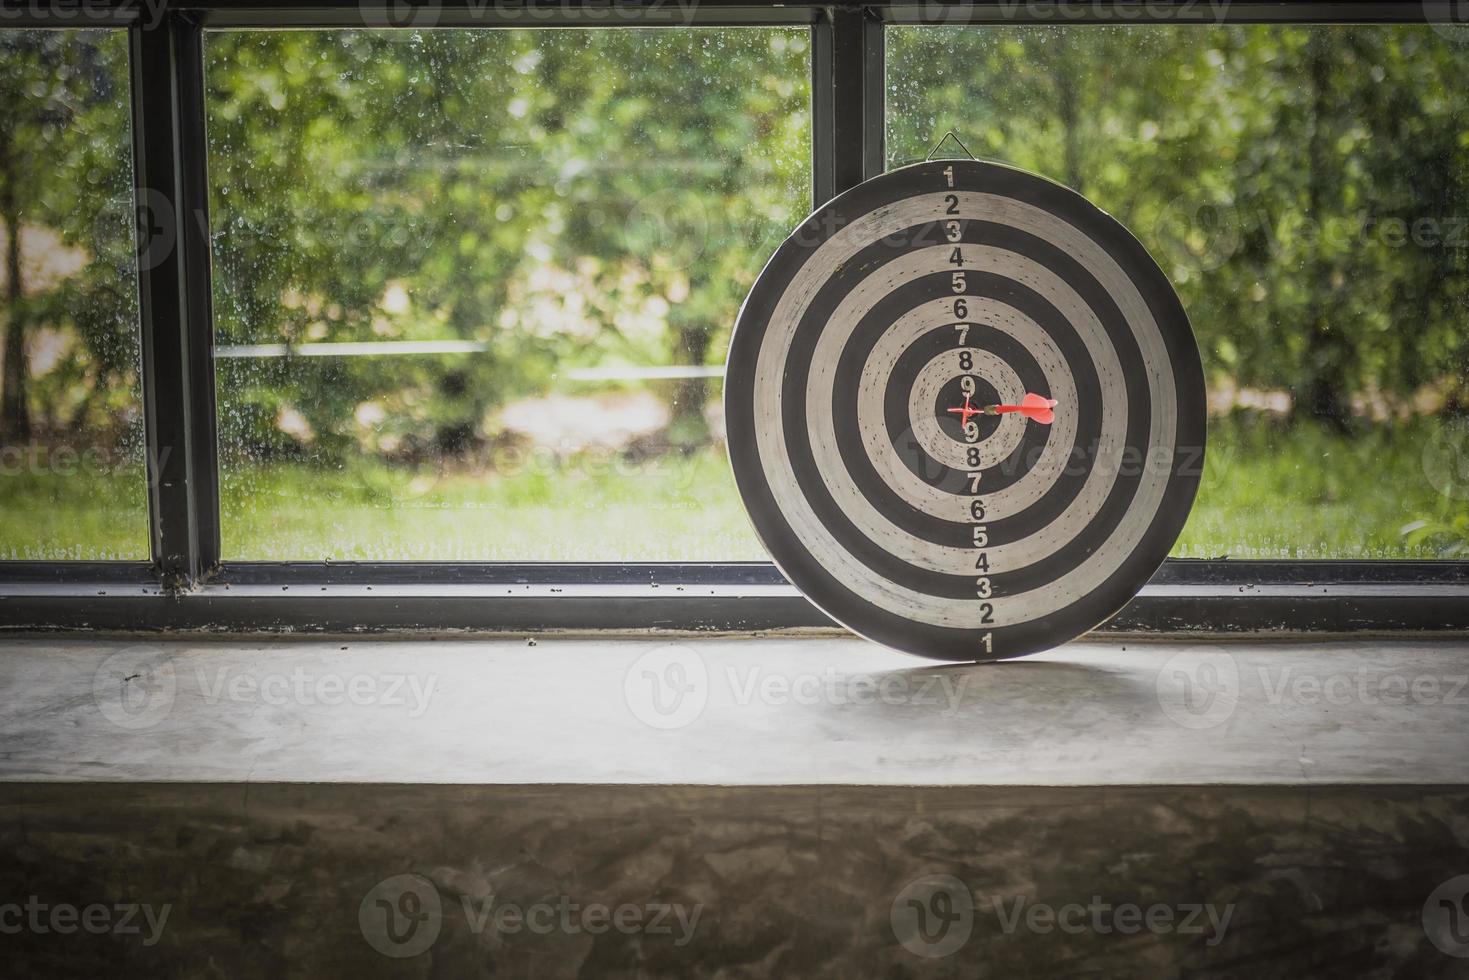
[[725, 158, 1203, 661]]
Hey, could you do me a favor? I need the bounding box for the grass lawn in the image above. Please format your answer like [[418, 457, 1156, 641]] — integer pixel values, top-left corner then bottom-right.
[[1174, 416, 1467, 559], [218, 446, 763, 561], [1, 416, 1464, 562], [0, 465, 151, 561]]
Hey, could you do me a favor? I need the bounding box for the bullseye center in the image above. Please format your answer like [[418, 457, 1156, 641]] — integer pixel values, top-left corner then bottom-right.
[[935, 374, 1002, 444]]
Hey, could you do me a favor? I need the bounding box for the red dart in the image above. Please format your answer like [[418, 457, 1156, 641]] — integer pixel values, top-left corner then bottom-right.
[[986, 392, 1057, 425], [945, 394, 984, 426]]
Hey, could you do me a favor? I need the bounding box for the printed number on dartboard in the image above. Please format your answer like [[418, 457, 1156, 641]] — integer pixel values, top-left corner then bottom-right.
[[956, 286, 995, 657]]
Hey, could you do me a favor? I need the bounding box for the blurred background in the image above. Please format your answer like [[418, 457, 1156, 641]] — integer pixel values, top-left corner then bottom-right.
[[0, 24, 1465, 562]]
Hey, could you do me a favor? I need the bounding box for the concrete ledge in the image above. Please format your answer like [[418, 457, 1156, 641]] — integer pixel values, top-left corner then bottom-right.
[[5, 638, 1469, 976], [1, 636, 1466, 785], [2, 783, 1468, 977]]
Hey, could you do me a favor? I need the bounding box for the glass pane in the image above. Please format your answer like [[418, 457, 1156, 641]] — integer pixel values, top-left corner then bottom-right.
[[888, 24, 1469, 559], [205, 28, 809, 560], [0, 29, 147, 561]]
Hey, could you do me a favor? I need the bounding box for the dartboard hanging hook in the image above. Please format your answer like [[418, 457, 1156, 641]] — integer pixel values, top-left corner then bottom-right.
[[723, 157, 1206, 662], [925, 131, 977, 162]]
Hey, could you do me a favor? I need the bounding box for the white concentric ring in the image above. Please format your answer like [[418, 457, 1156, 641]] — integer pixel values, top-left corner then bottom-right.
[[854, 296, 1078, 523], [905, 349, 1026, 472], [755, 191, 1176, 627], [801, 242, 1124, 576]]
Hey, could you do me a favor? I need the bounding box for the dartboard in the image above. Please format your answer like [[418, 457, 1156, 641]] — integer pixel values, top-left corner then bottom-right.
[[725, 159, 1206, 662]]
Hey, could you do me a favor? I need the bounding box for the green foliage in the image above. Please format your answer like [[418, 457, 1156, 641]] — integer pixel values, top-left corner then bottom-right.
[[1, 25, 1467, 562], [0, 458, 149, 560], [1175, 414, 1466, 558], [215, 443, 757, 560], [0, 30, 141, 444], [0, 30, 146, 558], [1, 416, 1461, 561], [204, 29, 809, 464], [888, 25, 1469, 418]]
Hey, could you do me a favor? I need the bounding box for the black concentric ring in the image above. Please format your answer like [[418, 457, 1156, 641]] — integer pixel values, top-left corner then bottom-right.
[[724, 159, 1206, 661]]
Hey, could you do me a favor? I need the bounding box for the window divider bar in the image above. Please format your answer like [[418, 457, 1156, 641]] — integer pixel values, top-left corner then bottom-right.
[[862, 8, 884, 179], [813, 5, 883, 206], [830, 5, 869, 198], [129, 13, 222, 588], [811, 11, 833, 206], [176, 18, 224, 578]]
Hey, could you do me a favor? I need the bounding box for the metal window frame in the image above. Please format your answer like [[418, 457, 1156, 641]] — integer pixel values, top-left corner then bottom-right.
[[1, 0, 1466, 635]]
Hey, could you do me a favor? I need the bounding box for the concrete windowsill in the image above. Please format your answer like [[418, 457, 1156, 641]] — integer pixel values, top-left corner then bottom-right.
[[1, 636, 1466, 786]]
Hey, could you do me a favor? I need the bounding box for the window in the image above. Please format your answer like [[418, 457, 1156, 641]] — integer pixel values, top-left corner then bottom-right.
[[205, 28, 810, 560], [0, 29, 147, 560], [888, 24, 1469, 559], [1, 4, 1464, 635]]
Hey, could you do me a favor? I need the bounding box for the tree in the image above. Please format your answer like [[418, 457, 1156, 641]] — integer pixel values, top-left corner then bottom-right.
[[886, 24, 1469, 426], [523, 28, 808, 450], [0, 34, 59, 441], [205, 28, 809, 463], [0, 30, 137, 445], [206, 30, 555, 464]]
